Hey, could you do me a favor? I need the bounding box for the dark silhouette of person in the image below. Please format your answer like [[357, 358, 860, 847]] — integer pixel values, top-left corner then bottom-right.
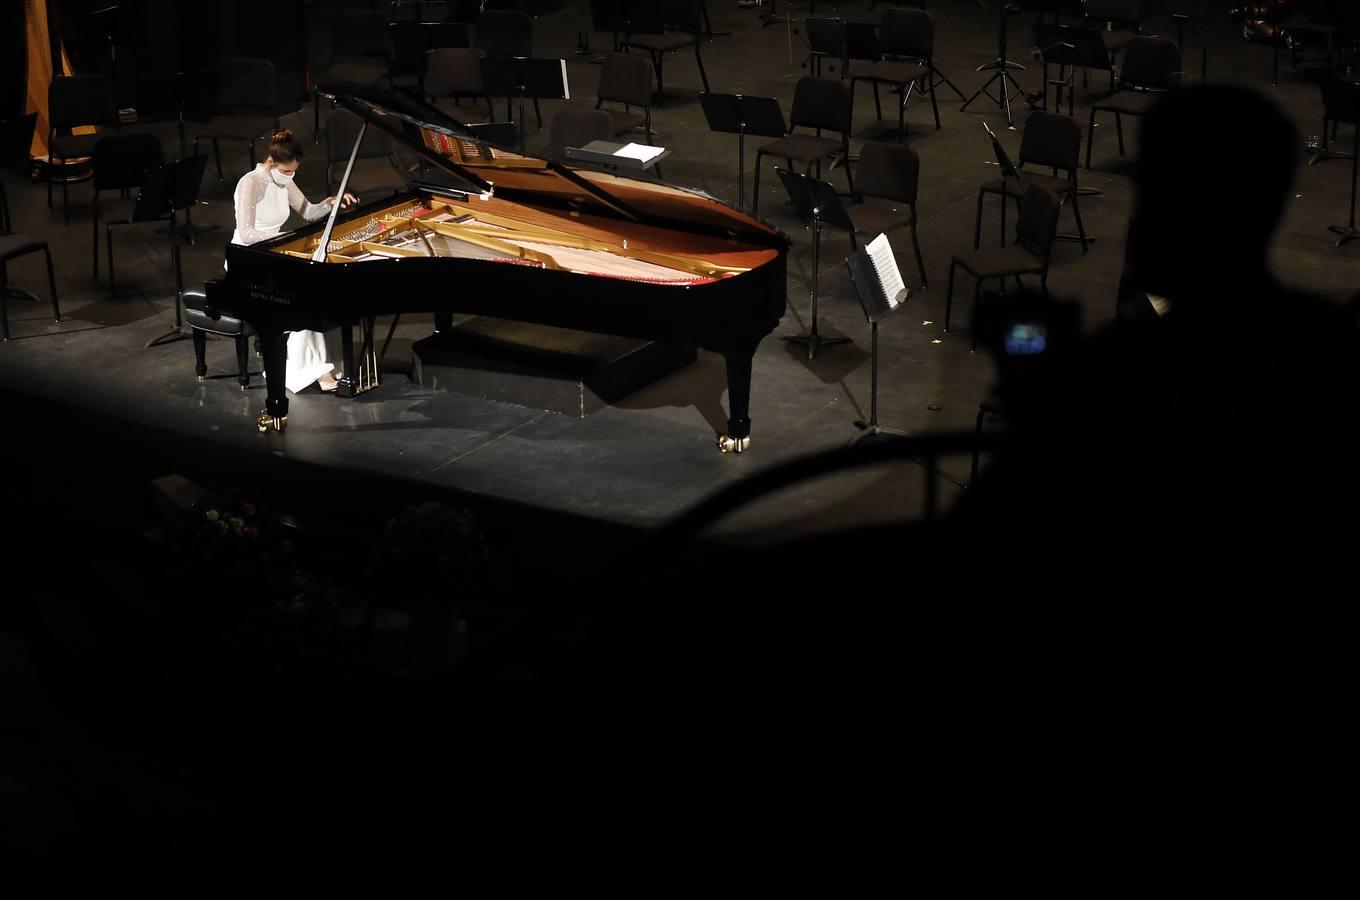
[[938, 85, 1360, 760]]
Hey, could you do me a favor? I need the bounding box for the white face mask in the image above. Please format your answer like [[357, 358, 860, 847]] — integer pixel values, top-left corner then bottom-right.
[[269, 168, 295, 188]]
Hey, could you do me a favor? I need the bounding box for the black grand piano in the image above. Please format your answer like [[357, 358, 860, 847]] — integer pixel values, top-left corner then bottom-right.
[[219, 88, 788, 453]]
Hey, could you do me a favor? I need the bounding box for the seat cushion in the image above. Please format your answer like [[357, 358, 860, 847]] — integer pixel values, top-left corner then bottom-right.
[[326, 59, 391, 85], [1101, 31, 1136, 55], [623, 33, 695, 53], [758, 133, 843, 164], [184, 303, 253, 336], [194, 115, 274, 142], [856, 59, 930, 86], [605, 109, 647, 136], [978, 172, 1075, 198], [848, 199, 912, 236], [1092, 91, 1157, 117], [952, 246, 1044, 279], [0, 233, 47, 261], [49, 132, 101, 160]]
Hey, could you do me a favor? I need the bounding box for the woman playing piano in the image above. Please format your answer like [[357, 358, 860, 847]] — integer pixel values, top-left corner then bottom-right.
[[230, 129, 356, 392]]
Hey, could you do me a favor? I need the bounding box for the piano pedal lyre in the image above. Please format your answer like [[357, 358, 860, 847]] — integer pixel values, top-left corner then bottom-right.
[[716, 434, 750, 454], [257, 410, 287, 433]]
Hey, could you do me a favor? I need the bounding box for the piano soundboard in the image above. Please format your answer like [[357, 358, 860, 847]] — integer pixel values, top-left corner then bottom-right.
[[273, 194, 770, 286]]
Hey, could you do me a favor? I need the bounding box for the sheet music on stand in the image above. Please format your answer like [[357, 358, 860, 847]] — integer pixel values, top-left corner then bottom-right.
[[848, 233, 911, 322]]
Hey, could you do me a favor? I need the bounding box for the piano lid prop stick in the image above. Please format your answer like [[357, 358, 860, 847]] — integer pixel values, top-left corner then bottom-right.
[[313, 121, 366, 263]]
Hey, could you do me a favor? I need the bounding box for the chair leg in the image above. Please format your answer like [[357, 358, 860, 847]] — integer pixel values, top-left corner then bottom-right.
[[873, 82, 883, 122], [236, 334, 251, 389], [973, 190, 985, 249], [314, 90, 321, 143], [971, 280, 982, 352], [1014, 275, 1024, 291], [970, 406, 987, 486], [1000, 191, 1008, 247], [928, 63, 941, 131], [652, 53, 665, 104], [842, 142, 854, 196], [62, 162, 70, 225], [193, 328, 208, 380], [44, 248, 59, 323], [897, 81, 907, 143], [47, 152, 54, 208], [213, 139, 224, 181], [1086, 109, 1097, 169], [694, 42, 710, 93], [91, 195, 99, 277], [107, 224, 116, 300], [0, 270, 7, 340], [533, 98, 542, 128], [945, 260, 957, 332], [910, 209, 927, 289], [752, 150, 764, 215], [1069, 189, 1089, 253], [1115, 113, 1125, 156]]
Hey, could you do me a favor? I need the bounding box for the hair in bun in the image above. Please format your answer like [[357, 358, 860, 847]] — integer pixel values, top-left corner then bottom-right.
[[268, 128, 304, 164]]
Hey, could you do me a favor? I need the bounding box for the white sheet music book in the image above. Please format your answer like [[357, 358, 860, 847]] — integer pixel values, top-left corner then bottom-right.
[[866, 233, 908, 310], [615, 143, 667, 163]]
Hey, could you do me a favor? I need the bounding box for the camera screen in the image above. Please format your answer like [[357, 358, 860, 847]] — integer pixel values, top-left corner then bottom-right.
[[1004, 322, 1048, 356]]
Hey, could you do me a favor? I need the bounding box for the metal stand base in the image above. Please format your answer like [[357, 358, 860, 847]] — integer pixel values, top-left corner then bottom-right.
[[848, 421, 910, 446], [783, 331, 850, 360], [144, 320, 195, 348], [1329, 225, 1360, 249]]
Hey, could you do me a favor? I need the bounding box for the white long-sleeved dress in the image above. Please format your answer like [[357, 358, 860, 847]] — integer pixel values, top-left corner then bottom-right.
[[231, 164, 342, 393]]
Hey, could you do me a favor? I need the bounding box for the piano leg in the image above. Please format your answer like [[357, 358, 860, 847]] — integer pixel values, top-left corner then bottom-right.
[[717, 346, 755, 454], [257, 328, 289, 432], [338, 322, 359, 398]]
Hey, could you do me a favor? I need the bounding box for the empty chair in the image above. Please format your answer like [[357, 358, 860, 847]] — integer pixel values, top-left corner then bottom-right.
[[0, 197, 60, 341], [90, 133, 164, 283], [547, 109, 614, 162], [975, 112, 1088, 253], [314, 9, 393, 143], [848, 142, 928, 288], [752, 76, 855, 216], [186, 282, 256, 391], [945, 184, 1061, 351], [390, 21, 471, 94], [47, 74, 120, 222], [595, 52, 657, 144], [850, 7, 942, 142], [425, 48, 495, 123], [804, 16, 847, 79], [1086, 37, 1181, 169], [193, 57, 279, 181], [325, 108, 405, 198], [617, 0, 711, 101]]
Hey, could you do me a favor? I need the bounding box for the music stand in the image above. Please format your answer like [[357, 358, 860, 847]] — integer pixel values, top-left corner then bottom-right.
[[480, 57, 570, 155], [961, 0, 1029, 128], [845, 245, 911, 445], [1031, 23, 1106, 117], [1329, 98, 1360, 249], [699, 93, 787, 211], [564, 140, 670, 174], [144, 156, 211, 349], [138, 72, 220, 245], [777, 167, 854, 360]]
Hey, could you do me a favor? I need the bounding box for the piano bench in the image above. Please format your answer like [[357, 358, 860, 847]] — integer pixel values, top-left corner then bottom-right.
[[183, 289, 256, 391]]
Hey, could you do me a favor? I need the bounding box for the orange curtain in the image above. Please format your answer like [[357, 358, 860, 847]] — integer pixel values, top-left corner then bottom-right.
[[24, 0, 94, 160]]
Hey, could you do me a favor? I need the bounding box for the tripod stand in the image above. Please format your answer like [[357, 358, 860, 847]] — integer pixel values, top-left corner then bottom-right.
[[961, 1, 1029, 128], [845, 241, 910, 445]]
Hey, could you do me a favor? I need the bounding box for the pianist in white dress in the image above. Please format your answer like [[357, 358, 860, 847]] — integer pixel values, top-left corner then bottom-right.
[[230, 129, 356, 393]]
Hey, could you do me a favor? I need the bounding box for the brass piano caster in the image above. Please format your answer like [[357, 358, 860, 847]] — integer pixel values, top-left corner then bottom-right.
[[239, 384, 248, 392], [256, 410, 287, 433], [716, 434, 750, 454], [197, 376, 204, 383]]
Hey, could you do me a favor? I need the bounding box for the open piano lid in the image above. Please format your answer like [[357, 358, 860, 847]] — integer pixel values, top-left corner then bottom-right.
[[328, 86, 783, 245]]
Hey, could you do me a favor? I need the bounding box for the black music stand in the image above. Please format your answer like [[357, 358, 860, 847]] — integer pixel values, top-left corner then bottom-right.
[[144, 156, 211, 348], [961, 1, 1029, 128], [699, 93, 787, 211], [480, 57, 570, 155], [138, 71, 220, 245], [564, 139, 670, 173], [1032, 23, 1107, 116], [1329, 112, 1360, 249], [778, 167, 854, 360], [845, 244, 911, 445]]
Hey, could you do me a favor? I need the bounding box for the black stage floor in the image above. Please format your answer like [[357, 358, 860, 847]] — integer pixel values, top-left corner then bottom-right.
[[2, 0, 1357, 549]]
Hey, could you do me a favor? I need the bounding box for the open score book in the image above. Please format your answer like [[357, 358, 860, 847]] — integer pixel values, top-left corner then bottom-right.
[[866, 233, 908, 310]]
